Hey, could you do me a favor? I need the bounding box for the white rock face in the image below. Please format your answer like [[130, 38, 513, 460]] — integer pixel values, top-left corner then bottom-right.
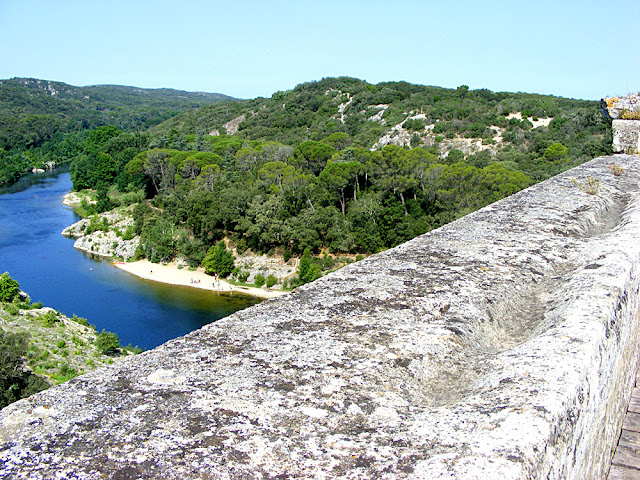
[[602, 94, 640, 120], [3, 155, 640, 479], [612, 119, 640, 154], [62, 210, 139, 260]]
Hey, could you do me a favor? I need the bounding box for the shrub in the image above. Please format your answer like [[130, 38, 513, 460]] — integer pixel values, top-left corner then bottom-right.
[[122, 226, 136, 241], [39, 311, 60, 327], [95, 330, 121, 355], [71, 314, 90, 327], [609, 164, 624, 176], [235, 270, 250, 283], [572, 176, 600, 195], [4, 303, 19, 316], [322, 255, 335, 269], [123, 344, 144, 354], [254, 274, 266, 287], [0, 328, 50, 407], [266, 274, 278, 288], [235, 238, 248, 254], [0, 272, 20, 303], [298, 248, 322, 285], [57, 363, 78, 381]]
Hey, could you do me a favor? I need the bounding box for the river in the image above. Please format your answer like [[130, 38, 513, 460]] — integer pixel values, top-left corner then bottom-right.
[[0, 171, 261, 350]]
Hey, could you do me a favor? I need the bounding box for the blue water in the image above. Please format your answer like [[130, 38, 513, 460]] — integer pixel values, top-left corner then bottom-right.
[[0, 172, 260, 350]]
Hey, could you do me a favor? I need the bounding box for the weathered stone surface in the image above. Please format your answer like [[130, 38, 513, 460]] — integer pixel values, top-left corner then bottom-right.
[[602, 95, 640, 120], [612, 119, 640, 154], [2, 155, 640, 479], [62, 210, 139, 260]]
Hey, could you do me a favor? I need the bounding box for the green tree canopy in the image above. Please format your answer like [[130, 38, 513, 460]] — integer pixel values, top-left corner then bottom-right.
[[544, 143, 569, 161], [0, 272, 20, 303], [202, 241, 235, 277]]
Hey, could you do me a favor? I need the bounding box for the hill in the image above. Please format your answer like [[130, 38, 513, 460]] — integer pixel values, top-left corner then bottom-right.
[[0, 78, 235, 186], [0, 77, 234, 151], [150, 77, 610, 181], [58, 77, 612, 290]]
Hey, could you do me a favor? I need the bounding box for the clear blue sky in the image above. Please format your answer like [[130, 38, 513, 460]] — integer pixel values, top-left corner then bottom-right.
[[1, 0, 638, 101]]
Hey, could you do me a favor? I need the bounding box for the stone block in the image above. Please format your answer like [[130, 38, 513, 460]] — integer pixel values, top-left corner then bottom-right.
[[613, 119, 640, 154]]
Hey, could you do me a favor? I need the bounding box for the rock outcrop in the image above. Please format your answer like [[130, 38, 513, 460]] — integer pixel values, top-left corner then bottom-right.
[[2, 155, 640, 479], [602, 94, 640, 120], [62, 209, 139, 261]]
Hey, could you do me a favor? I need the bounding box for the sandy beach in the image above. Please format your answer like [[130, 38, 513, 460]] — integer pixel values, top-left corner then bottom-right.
[[113, 259, 289, 299]]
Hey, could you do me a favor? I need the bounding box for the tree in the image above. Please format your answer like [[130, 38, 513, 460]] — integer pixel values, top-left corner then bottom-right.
[[297, 247, 321, 284], [202, 241, 235, 277], [379, 145, 418, 216], [91, 152, 118, 186], [322, 132, 351, 151], [84, 126, 123, 152], [0, 272, 19, 303], [544, 143, 569, 161], [95, 329, 121, 355], [143, 149, 174, 194], [293, 141, 336, 175], [196, 164, 224, 191], [319, 161, 362, 215], [257, 161, 296, 192]]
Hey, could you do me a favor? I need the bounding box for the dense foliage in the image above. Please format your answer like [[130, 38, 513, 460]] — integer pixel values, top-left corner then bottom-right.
[[4, 76, 611, 283], [0, 272, 20, 303], [77, 78, 608, 273], [151, 77, 610, 183], [0, 78, 234, 186]]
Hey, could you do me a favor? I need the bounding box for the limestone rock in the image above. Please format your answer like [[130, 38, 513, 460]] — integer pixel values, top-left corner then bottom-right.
[[612, 119, 640, 154], [62, 210, 139, 260], [602, 94, 640, 120]]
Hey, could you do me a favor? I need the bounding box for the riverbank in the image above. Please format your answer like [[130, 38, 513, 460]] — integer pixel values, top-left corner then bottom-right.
[[113, 259, 289, 300]]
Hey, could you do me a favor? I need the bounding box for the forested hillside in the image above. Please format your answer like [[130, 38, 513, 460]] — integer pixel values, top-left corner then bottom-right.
[[151, 77, 609, 181], [62, 77, 611, 287], [0, 78, 233, 185]]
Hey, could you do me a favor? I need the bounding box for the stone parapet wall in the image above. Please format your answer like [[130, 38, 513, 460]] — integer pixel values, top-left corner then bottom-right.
[[2, 155, 640, 479], [612, 119, 640, 154]]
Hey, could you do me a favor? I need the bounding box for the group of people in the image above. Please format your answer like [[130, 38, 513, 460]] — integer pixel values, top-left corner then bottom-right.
[[212, 272, 221, 290], [188, 273, 222, 290]]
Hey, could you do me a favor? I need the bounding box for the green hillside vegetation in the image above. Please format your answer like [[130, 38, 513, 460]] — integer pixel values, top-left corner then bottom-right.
[[150, 77, 609, 182], [64, 78, 610, 287], [0, 272, 140, 408], [0, 78, 234, 186]]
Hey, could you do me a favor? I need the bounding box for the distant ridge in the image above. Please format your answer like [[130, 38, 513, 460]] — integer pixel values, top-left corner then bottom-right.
[[0, 77, 235, 150]]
